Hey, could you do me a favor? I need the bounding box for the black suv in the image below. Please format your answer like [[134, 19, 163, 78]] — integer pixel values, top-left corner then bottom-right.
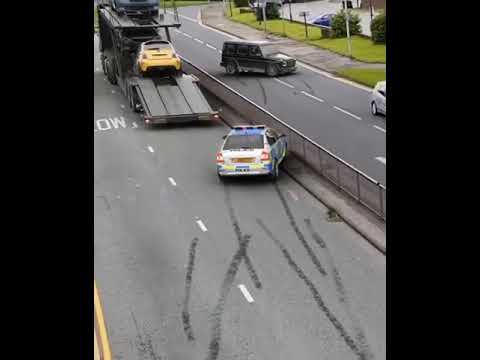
[[220, 41, 296, 77]]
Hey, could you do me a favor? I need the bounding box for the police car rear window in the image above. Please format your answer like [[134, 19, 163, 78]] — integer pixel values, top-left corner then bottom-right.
[[224, 135, 264, 150]]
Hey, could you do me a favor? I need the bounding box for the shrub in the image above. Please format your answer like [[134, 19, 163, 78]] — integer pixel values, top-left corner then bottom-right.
[[371, 13, 386, 43], [234, 0, 250, 7], [255, 3, 280, 20], [331, 9, 361, 38]]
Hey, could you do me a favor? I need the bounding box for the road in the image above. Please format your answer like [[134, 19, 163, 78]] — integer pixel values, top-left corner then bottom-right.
[[167, 6, 386, 186], [94, 31, 385, 360]]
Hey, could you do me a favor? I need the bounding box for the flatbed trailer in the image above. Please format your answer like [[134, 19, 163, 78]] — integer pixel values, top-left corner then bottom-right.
[[97, 3, 218, 124]]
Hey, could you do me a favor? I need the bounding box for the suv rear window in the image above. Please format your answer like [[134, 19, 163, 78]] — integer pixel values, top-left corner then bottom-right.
[[223, 135, 264, 150]]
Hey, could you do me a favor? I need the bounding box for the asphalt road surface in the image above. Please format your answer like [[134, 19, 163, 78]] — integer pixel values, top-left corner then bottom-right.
[[167, 6, 386, 186], [94, 31, 385, 360]]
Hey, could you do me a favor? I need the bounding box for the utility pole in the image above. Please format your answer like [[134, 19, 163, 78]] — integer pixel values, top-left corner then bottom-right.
[[262, 0, 267, 36], [288, 0, 293, 22], [345, 9, 352, 57]]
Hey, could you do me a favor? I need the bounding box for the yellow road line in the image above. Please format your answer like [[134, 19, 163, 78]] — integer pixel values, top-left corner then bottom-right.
[[94, 280, 112, 360]]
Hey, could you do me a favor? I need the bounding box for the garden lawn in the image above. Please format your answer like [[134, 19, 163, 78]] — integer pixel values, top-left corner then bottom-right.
[[229, 8, 386, 63], [336, 68, 386, 88]]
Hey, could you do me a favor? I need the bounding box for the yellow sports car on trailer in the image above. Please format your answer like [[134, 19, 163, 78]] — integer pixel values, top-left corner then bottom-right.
[[136, 40, 182, 73]]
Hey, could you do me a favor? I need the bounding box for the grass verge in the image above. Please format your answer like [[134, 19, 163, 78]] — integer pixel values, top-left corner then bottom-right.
[[336, 68, 386, 88], [228, 8, 386, 63]]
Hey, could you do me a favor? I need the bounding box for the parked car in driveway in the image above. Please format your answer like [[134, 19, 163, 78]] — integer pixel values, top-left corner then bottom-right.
[[370, 81, 386, 116], [310, 13, 335, 27], [220, 40, 296, 77]]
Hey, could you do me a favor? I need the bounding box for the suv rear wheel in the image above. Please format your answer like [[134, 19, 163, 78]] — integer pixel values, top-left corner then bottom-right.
[[226, 61, 238, 75]]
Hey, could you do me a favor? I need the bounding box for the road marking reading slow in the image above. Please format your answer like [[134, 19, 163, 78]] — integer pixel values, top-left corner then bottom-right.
[[301, 91, 324, 103], [373, 125, 386, 133], [194, 38, 204, 44], [206, 43, 217, 51], [274, 78, 295, 89], [238, 284, 255, 303], [168, 177, 177, 187], [196, 219, 208, 232], [375, 156, 386, 165], [148, 146, 154, 153], [333, 106, 362, 120]]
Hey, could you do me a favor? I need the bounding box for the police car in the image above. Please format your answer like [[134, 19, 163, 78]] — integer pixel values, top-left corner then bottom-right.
[[216, 125, 288, 179]]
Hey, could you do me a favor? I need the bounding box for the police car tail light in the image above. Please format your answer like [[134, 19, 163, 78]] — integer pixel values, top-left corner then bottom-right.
[[216, 152, 224, 164], [261, 151, 270, 161]]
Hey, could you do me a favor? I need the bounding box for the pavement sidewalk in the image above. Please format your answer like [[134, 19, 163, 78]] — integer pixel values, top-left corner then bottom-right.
[[200, 3, 385, 76]]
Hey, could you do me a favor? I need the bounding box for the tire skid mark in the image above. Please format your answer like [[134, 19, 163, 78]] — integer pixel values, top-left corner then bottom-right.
[[256, 79, 268, 105], [304, 219, 374, 360], [182, 237, 199, 342], [206, 234, 252, 360], [131, 309, 162, 360], [96, 195, 111, 211], [302, 79, 315, 94], [225, 186, 262, 289], [256, 219, 366, 360], [273, 183, 327, 277]]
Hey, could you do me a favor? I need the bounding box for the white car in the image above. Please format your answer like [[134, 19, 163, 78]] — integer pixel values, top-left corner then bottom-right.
[[216, 125, 288, 180], [371, 81, 386, 116]]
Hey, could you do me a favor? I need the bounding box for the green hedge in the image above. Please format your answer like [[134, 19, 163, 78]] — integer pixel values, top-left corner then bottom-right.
[[331, 10, 361, 38], [371, 13, 386, 43]]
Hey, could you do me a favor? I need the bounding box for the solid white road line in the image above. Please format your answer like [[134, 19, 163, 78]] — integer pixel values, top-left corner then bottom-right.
[[238, 284, 255, 303], [206, 43, 217, 50], [274, 78, 295, 89], [301, 91, 324, 103], [375, 156, 386, 165], [333, 106, 362, 120], [373, 125, 386, 133], [168, 177, 177, 187], [196, 219, 208, 232], [132, 122, 138, 129], [148, 146, 154, 153]]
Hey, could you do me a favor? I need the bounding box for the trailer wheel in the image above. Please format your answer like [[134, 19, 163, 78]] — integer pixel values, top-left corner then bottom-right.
[[101, 55, 107, 76], [105, 59, 117, 85]]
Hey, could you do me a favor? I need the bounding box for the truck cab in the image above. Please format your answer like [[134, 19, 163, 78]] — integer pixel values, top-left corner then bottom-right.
[[111, 0, 159, 17]]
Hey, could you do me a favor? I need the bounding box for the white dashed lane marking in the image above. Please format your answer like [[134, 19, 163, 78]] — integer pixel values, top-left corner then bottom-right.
[[301, 91, 324, 103], [206, 44, 217, 51], [238, 285, 255, 303], [168, 177, 177, 187], [375, 157, 386, 165], [196, 219, 208, 232], [148, 146, 154, 153], [183, 33, 193, 39], [373, 125, 386, 133], [274, 78, 295, 89], [333, 106, 362, 120], [194, 38, 204, 44]]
